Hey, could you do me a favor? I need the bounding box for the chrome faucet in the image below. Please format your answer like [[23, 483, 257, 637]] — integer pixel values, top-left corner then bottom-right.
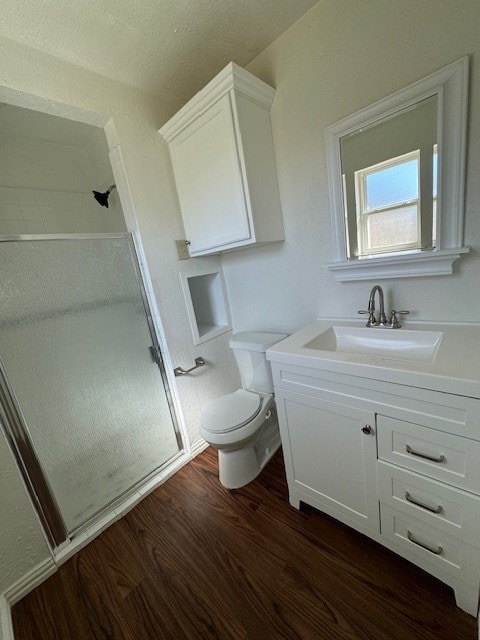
[[358, 285, 387, 327], [358, 285, 410, 328]]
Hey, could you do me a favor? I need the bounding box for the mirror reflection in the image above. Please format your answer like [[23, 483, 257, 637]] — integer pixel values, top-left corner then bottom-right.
[[340, 96, 437, 259]]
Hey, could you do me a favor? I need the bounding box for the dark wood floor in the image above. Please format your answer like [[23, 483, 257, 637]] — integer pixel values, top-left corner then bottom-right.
[[13, 448, 476, 639]]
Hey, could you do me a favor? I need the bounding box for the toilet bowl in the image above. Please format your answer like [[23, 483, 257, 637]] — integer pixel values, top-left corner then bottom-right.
[[200, 331, 287, 489]]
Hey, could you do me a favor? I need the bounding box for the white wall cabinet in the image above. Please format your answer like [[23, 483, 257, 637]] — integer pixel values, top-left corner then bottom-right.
[[272, 361, 480, 617], [160, 63, 284, 256]]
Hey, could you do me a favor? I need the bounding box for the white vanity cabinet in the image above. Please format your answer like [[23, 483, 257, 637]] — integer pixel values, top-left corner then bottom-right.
[[276, 390, 380, 534], [271, 360, 480, 617], [159, 63, 284, 256]]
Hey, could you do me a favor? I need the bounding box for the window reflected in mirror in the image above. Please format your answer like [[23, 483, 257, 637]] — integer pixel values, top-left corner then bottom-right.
[[340, 96, 437, 259]]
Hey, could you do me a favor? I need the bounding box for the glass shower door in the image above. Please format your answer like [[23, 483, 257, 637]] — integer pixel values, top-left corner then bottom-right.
[[0, 235, 181, 540]]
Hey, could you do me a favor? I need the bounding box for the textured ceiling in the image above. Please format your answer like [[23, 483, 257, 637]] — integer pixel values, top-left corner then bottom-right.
[[0, 0, 319, 102]]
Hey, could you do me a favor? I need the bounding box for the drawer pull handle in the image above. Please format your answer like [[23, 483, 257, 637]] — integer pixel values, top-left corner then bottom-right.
[[407, 530, 443, 555], [406, 445, 446, 464], [405, 491, 443, 514]]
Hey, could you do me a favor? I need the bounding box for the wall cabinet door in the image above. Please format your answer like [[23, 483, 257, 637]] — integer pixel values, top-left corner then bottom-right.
[[276, 390, 380, 533], [160, 63, 284, 256], [170, 93, 252, 255]]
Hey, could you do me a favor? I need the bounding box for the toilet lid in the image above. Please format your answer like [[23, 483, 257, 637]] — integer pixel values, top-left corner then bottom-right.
[[201, 389, 261, 434]]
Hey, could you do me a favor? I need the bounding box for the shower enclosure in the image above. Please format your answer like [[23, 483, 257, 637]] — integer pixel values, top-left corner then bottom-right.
[[0, 234, 181, 547]]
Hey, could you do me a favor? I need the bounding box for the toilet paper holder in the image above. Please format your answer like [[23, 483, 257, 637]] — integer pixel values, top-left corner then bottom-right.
[[174, 357, 206, 376]]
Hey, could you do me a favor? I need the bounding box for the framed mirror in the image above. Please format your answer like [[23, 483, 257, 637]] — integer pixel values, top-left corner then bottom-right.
[[325, 57, 469, 281]]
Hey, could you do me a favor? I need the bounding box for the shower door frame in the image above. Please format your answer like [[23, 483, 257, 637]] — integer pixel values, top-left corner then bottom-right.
[[0, 232, 183, 548]]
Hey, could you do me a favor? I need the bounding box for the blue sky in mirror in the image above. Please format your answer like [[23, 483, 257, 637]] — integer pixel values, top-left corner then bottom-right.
[[366, 159, 418, 210]]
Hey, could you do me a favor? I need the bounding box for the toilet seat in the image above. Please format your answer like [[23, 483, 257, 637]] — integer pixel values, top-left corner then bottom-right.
[[201, 389, 261, 434]]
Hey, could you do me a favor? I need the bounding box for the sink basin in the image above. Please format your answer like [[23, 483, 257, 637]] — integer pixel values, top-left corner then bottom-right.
[[304, 326, 443, 363]]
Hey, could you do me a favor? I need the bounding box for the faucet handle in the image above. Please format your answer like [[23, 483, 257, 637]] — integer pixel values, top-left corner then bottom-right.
[[389, 309, 410, 328], [358, 309, 376, 327]]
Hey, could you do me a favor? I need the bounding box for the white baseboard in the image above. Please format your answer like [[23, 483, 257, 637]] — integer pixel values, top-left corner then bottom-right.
[[189, 437, 209, 458], [1, 557, 57, 640], [0, 595, 13, 640], [4, 558, 57, 607]]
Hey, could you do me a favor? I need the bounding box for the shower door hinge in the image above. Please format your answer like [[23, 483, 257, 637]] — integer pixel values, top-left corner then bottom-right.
[[149, 345, 164, 366]]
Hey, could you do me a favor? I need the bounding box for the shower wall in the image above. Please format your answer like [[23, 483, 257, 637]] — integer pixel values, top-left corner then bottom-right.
[[0, 186, 112, 234], [0, 106, 126, 234]]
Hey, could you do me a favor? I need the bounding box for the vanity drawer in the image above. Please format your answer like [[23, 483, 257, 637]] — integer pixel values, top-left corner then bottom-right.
[[376, 415, 480, 494], [378, 461, 480, 546], [381, 504, 480, 586], [271, 362, 480, 439]]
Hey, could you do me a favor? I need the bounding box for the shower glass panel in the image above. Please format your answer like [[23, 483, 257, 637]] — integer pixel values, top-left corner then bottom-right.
[[0, 236, 180, 535]]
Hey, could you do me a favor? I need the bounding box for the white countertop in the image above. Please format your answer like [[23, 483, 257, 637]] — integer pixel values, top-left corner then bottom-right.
[[266, 318, 480, 399]]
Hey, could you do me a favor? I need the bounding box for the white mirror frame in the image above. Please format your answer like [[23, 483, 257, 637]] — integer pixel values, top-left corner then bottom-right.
[[325, 57, 470, 282]]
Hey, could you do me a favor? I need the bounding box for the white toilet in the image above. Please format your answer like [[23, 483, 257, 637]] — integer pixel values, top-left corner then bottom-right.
[[200, 331, 287, 489]]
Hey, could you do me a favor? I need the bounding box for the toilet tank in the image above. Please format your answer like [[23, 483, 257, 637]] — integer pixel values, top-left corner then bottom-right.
[[229, 331, 288, 394]]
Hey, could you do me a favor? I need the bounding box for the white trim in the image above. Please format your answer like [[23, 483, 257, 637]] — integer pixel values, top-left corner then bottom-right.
[[190, 437, 209, 458], [159, 62, 275, 142], [4, 558, 57, 607], [328, 247, 470, 281], [0, 595, 13, 640], [325, 56, 469, 280]]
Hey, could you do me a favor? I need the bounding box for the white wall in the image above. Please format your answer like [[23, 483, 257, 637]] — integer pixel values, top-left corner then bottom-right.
[[0, 431, 51, 594], [0, 134, 92, 191], [222, 0, 480, 332], [0, 36, 240, 595], [0, 113, 126, 234]]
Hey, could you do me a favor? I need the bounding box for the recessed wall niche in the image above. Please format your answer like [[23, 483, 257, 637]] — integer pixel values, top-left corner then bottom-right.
[[180, 268, 231, 345]]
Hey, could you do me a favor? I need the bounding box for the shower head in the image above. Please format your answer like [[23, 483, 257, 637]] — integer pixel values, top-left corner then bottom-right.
[[92, 184, 116, 208]]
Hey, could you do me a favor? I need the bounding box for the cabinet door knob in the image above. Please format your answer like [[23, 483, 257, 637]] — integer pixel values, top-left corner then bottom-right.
[[362, 425, 373, 435]]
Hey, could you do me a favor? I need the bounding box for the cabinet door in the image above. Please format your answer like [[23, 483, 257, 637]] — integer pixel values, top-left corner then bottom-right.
[[170, 93, 252, 255], [277, 390, 380, 533]]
